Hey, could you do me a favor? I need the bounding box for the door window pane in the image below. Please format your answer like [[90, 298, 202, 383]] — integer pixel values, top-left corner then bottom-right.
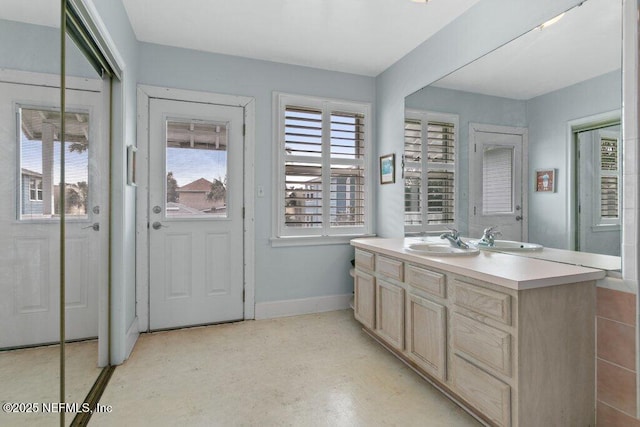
[[165, 119, 228, 218], [482, 146, 513, 214], [19, 107, 89, 219]]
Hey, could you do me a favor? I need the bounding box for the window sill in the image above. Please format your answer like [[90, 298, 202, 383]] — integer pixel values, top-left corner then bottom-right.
[[270, 234, 376, 248]]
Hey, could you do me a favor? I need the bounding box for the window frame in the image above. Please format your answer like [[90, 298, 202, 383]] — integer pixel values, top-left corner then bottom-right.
[[404, 109, 459, 234], [29, 177, 43, 201], [272, 92, 372, 245]]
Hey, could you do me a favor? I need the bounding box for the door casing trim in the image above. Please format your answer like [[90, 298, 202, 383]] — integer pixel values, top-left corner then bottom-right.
[[566, 110, 621, 251], [136, 85, 256, 332]]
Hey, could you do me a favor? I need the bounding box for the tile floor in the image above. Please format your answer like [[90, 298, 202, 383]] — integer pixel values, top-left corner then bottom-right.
[[0, 340, 102, 426], [91, 310, 480, 426]]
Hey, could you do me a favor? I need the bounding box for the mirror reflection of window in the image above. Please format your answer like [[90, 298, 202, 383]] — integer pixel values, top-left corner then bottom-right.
[[404, 111, 458, 232]]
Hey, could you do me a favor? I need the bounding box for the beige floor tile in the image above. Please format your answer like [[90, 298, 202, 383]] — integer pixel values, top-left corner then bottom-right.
[[91, 310, 480, 427], [0, 340, 102, 426]]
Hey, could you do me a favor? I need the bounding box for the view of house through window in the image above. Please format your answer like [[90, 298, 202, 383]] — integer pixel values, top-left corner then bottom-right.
[[19, 107, 89, 219], [165, 119, 228, 218]]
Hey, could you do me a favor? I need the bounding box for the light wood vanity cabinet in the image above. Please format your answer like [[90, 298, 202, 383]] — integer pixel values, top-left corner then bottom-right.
[[354, 270, 375, 330], [405, 291, 447, 381], [353, 250, 376, 330], [351, 244, 597, 427], [375, 279, 404, 350]]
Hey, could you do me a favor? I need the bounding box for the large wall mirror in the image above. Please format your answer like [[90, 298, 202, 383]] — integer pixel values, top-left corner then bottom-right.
[[404, 0, 622, 271], [0, 2, 114, 425]]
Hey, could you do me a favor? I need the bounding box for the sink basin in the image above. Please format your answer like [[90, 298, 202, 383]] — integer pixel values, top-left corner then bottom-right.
[[405, 243, 480, 256], [467, 239, 543, 252]]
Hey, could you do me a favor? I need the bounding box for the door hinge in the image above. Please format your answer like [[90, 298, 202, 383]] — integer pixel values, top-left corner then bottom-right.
[[474, 144, 477, 153], [242, 207, 245, 219], [242, 289, 245, 302], [473, 206, 477, 215], [578, 204, 581, 214], [243, 124, 246, 136]]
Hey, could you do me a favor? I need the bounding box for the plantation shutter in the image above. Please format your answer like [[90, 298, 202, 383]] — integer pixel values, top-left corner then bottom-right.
[[404, 119, 422, 225], [426, 121, 455, 224], [280, 97, 368, 236], [404, 114, 457, 229], [284, 106, 323, 228], [330, 112, 365, 227], [600, 136, 619, 219]]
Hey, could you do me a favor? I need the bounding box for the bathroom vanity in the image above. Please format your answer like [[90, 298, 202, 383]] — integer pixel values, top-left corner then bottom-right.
[[351, 237, 606, 427]]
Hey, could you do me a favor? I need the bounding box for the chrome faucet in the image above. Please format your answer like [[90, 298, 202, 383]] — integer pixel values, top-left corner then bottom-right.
[[479, 226, 501, 246], [440, 228, 470, 249]]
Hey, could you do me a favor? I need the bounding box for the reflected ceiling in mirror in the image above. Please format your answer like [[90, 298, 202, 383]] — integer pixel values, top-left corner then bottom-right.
[[433, 0, 620, 100]]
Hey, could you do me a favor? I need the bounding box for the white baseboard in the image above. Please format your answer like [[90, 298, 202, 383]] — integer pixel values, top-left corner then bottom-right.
[[255, 294, 353, 320]]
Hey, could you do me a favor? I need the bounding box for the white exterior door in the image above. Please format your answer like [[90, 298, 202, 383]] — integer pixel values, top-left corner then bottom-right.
[[469, 124, 527, 241], [148, 98, 244, 330], [0, 81, 106, 348]]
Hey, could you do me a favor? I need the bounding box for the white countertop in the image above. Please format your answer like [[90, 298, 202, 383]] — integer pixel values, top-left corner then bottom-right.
[[351, 238, 606, 291]]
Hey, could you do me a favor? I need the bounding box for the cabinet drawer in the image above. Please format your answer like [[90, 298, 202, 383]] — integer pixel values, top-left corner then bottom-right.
[[355, 249, 375, 271], [377, 255, 404, 281], [406, 265, 446, 298], [453, 280, 511, 325], [453, 355, 511, 427], [452, 313, 511, 377]]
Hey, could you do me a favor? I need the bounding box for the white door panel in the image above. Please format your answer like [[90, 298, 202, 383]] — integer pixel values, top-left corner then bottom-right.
[[0, 82, 105, 348], [148, 98, 244, 330], [469, 124, 527, 241]]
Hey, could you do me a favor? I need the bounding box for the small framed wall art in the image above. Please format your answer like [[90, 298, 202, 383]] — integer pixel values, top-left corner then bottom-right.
[[380, 154, 396, 184], [535, 169, 556, 192]]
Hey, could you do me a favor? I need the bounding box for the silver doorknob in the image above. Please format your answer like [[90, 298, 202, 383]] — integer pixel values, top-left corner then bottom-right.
[[152, 221, 168, 230], [83, 223, 100, 231], [515, 215, 523, 221]]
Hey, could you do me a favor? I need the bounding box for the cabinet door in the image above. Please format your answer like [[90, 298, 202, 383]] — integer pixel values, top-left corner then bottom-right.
[[406, 293, 447, 381], [354, 270, 376, 330], [375, 279, 405, 350]]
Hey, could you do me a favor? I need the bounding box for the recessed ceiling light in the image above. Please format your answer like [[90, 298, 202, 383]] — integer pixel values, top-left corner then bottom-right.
[[411, 0, 430, 3], [538, 12, 566, 30]]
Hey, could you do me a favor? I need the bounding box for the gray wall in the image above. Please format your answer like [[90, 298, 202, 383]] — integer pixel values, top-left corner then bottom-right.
[[0, 18, 97, 78], [137, 42, 376, 304], [527, 70, 622, 249], [405, 86, 527, 235], [375, 0, 584, 238]]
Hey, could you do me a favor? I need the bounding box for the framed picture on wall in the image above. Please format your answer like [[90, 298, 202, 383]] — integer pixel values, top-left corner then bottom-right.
[[380, 154, 395, 184], [535, 169, 556, 192]]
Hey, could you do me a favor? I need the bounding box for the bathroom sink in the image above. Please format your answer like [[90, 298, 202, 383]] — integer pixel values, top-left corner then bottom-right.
[[467, 239, 543, 252], [405, 243, 480, 256]]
